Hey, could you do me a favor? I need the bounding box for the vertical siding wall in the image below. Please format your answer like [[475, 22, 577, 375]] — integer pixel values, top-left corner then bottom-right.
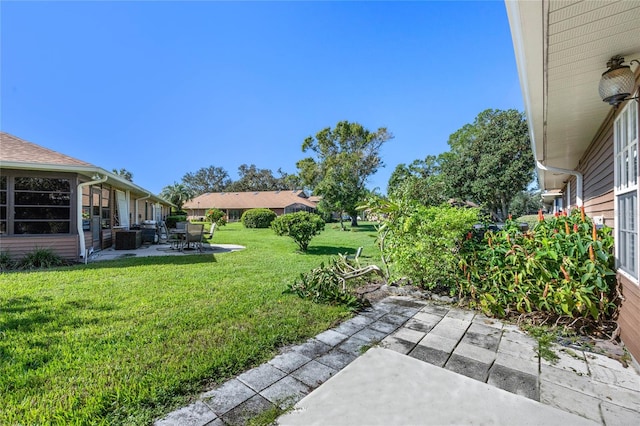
[[576, 112, 616, 227]]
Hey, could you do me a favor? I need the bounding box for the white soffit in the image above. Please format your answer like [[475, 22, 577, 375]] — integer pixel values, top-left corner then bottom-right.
[[507, 0, 640, 190]]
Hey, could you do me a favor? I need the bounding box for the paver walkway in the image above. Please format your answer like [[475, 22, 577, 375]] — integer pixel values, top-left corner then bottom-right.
[[155, 296, 640, 425]]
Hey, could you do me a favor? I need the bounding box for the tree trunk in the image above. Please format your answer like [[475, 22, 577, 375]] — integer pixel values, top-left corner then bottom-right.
[[500, 197, 509, 221], [350, 215, 358, 227]]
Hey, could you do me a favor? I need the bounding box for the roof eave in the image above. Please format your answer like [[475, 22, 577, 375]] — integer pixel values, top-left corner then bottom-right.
[[505, 0, 547, 189], [0, 161, 173, 206]]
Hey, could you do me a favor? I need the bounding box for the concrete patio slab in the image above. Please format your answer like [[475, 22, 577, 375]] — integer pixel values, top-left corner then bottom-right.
[[278, 348, 597, 426]]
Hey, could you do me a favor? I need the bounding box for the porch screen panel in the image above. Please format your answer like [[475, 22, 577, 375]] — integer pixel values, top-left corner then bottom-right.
[[0, 176, 6, 234], [13, 177, 71, 234]]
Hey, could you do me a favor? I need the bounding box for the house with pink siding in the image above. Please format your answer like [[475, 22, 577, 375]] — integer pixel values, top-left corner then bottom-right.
[[0, 132, 173, 260]]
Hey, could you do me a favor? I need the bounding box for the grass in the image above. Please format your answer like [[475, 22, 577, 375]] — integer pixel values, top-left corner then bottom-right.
[[0, 221, 380, 424], [522, 324, 560, 363]]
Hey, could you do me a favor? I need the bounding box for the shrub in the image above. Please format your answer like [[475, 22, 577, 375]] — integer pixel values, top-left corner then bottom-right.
[[365, 197, 480, 291], [165, 215, 187, 229], [271, 211, 325, 252], [242, 208, 277, 229], [458, 208, 617, 321], [205, 208, 227, 227], [0, 251, 14, 272], [16, 248, 68, 270]]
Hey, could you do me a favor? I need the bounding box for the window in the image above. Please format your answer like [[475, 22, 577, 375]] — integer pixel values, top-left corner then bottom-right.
[[13, 177, 71, 234], [0, 176, 6, 234], [615, 99, 639, 280]]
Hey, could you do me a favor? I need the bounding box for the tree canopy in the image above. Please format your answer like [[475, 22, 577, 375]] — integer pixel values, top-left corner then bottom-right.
[[298, 120, 393, 227], [387, 155, 448, 207], [439, 109, 533, 220], [160, 183, 194, 212], [182, 166, 231, 195], [112, 168, 133, 182], [227, 164, 292, 192]]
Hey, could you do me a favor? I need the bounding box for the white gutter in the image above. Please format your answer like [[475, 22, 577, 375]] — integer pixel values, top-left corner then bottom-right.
[[536, 161, 582, 207], [77, 174, 108, 262]]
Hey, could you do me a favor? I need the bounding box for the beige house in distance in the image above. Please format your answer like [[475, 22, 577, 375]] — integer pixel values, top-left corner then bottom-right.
[[184, 190, 317, 221], [0, 132, 173, 261]]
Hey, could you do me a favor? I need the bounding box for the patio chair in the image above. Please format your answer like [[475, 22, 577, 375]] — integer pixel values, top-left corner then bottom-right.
[[185, 223, 204, 252], [209, 222, 216, 238], [167, 231, 183, 250]]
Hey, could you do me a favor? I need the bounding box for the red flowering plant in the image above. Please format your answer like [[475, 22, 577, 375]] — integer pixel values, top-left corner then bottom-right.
[[457, 207, 617, 322]]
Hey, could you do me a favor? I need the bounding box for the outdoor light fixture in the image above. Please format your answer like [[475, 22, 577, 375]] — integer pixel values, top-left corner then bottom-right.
[[599, 55, 640, 107]]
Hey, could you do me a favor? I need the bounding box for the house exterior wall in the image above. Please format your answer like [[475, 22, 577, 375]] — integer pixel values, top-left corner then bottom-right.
[[0, 169, 81, 260], [1, 169, 171, 261], [567, 101, 640, 361], [0, 234, 80, 259]]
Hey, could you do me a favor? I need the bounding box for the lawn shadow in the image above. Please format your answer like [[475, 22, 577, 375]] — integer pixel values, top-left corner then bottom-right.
[[80, 253, 218, 270]]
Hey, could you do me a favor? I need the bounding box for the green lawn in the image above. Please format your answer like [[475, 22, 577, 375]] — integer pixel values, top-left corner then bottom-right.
[[0, 222, 380, 424]]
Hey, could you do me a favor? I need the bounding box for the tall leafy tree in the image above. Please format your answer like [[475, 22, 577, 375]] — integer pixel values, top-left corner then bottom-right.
[[112, 168, 133, 181], [299, 120, 393, 227], [160, 182, 194, 212], [277, 168, 303, 191], [509, 189, 542, 218], [387, 155, 449, 206], [226, 164, 289, 192], [182, 166, 231, 195], [440, 109, 533, 220]]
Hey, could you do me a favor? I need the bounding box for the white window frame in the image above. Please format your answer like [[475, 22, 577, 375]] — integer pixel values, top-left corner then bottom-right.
[[614, 98, 639, 282]]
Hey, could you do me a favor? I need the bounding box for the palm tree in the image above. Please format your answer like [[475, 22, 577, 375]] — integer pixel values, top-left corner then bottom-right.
[[161, 182, 194, 213]]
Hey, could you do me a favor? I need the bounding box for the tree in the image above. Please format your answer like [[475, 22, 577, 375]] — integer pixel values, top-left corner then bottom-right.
[[112, 168, 133, 181], [160, 182, 194, 212], [226, 164, 290, 192], [439, 109, 533, 220], [387, 155, 449, 206], [271, 211, 325, 252], [509, 189, 542, 218], [277, 168, 303, 191], [182, 166, 231, 195], [298, 121, 393, 227]]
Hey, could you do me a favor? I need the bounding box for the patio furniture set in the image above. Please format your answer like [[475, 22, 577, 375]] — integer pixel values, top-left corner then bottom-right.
[[168, 222, 205, 252]]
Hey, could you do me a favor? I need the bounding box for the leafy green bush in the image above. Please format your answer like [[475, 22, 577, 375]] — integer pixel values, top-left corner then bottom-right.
[[271, 211, 325, 252], [458, 208, 617, 321], [365, 198, 479, 291], [16, 248, 68, 270], [0, 251, 15, 272], [165, 215, 187, 229], [205, 208, 227, 227], [241, 208, 277, 229]]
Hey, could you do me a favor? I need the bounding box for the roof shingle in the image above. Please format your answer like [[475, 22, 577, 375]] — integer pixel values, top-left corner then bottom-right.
[[0, 132, 94, 167], [184, 190, 318, 210]]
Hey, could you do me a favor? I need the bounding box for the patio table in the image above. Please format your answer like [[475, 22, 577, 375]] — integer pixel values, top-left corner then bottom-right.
[[168, 229, 186, 250]]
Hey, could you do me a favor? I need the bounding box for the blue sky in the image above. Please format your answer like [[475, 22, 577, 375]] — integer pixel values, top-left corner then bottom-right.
[[1, 1, 523, 195]]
